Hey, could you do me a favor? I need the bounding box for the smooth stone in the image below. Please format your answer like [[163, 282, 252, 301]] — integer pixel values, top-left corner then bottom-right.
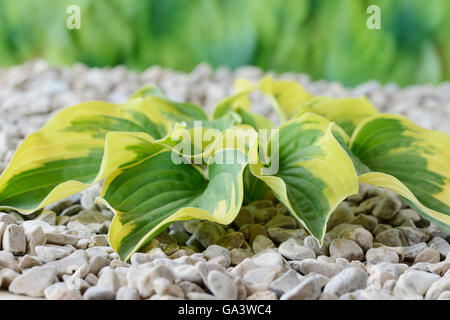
[[186, 292, 217, 300], [173, 264, 203, 284], [85, 273, 99, 286], [438, 292, 450, 300], [280, 275, 322, 300], [0, 222, 5, 248], [304, 235, 329, 256], [35, 245, 72, 263], [425, 278, 450, 300], [2, 224, 26, 255], [45, 199, 72, 214], [252, 235, 275, 253], [153, 277, 184, 298], [326, 223, 361, 239], [214, 231, 245, 250], [329, 239, 363, 262], [426, 224, 449, 239], [366, 262, 408, 286], [45, 232, 80, 246], [397, 226, 430, 245], [89, 235, 109, 247], [114, 267, 129, 287], [267, 227, 307, 244], [324, 268, 369, 297], [231, 258, 258, 278], [395, 270, 440, 296], [341, 227, 373, 252], [270, 269, 302, 296], [249, 224, 267, 245], [233, 207, 254, 228], [365, 247, 399, 265], [130, 252, 151, 265], [290, 259, 341, 278], [22, 220, 58, 234], [138, 265, 175, 298], [429, 237, 450, 258], [116, 286, 140, 300], [60, 205, 83, 217], [207, 270, 237, 300], [190, 221, 225, 248], [97, 267, 120, 293], [375, 229, 407, 247], [264, 215, 297, 229], [19, 254, 42, 270], [402, 242, 428, 260], [244, 265, 282, 284], [319, 292, 339, 300], [278, 238, 315, 261], [327, 203, 354, 231], [25, 225, 47, 255], [247, 291, 278, 300], [0, 212, 17, 225], [70, 210, 111, 225], [36, 210, 57, 225], [0, 250, 19, 272], [83, 286, 115, 300], [44, 282, 83, 300], [9, 265, 57, 297], [251, 249, 284, 268], [203, 245, 231, 265], [89, 255, 110, 275], [347, 183, 371, 202], [350, 214, 377, 233], [374, 224, 393, 236], [389, 209, 421, 226], [230, 248, 251, 266], [183, 220, 201, 234], [414, 247, 440, 264], [177, 281, 205, 295], [0, 268, 20, 288], [56, 216, 70, 226], [48, 250, 88, 276], [372, 195, 401, 220]]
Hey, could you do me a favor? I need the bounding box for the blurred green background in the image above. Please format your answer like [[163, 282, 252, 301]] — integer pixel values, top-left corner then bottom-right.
[[0, 0, 449, 86]]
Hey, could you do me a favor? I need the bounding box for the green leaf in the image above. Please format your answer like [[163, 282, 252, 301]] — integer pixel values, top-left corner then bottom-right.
[[250, 113, 359, 242], [102, 147, 252, 261], [296, 96, 379, 136], [259, 75, 314, 122], [351, 114, 450, 231], [0, 92, 208, 213]]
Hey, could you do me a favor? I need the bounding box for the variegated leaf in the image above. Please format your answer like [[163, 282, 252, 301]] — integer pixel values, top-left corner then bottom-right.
[[351, 114, 450, 232], [250, 113, 359, 242]]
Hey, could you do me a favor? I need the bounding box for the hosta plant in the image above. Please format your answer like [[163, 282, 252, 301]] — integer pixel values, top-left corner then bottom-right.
[[0, 77, 449, 261]]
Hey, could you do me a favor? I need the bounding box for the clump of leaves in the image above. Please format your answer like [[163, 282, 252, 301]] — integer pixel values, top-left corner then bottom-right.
[[0, 77, 449, 261]]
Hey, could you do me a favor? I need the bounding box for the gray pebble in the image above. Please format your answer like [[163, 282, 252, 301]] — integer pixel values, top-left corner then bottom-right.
[[207, 270, 238, 300], [324, 268, 369, 297], [116, 286, 140, 300], [97, 267, 120, 292], [329, 238, 364, 262], [280, 275, 322, 300], [278, 238, 316, 261], [44, 282, 83, 300], [2, 224, 26, 255], [83, 286, 116, 300], [9, 265, 57, 297], [365, 247, 399, 265]]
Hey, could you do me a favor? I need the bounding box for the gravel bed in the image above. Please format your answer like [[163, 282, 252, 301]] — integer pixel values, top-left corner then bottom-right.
[[0, 182, 449, 300], [1, 59, 450, 172], [0, 60, 449, 300]]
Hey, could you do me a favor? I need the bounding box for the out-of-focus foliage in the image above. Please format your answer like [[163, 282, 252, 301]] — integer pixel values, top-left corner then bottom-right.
[[0, 0, 448, 86]]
